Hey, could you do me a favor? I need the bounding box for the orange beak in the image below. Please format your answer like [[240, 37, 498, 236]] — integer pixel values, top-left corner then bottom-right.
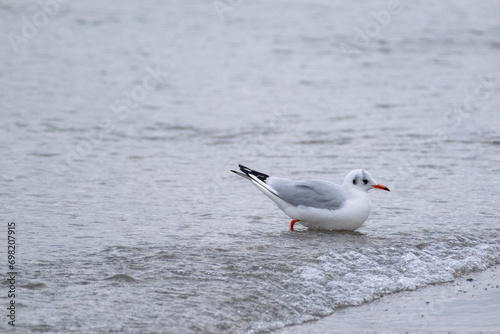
[[373, 184, 390, 191]]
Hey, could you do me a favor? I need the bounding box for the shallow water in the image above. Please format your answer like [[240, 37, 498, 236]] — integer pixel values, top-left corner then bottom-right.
[[1, 0, 500, 333], [276, 265, 500, 333]]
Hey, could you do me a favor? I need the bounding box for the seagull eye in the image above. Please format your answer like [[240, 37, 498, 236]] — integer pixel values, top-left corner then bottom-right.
[[363, 179, 368, 184], [352, 179, 356, 185]]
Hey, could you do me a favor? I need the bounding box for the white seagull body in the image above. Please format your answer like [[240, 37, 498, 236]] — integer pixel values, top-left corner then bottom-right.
[[232, 165, 390, 231]]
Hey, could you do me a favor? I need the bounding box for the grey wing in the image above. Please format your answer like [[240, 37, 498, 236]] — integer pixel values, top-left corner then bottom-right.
[[268, 178, 346, 210]]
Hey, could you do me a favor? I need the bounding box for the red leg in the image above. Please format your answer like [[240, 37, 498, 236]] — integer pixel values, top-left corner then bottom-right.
[[290, 219, 300, 231]]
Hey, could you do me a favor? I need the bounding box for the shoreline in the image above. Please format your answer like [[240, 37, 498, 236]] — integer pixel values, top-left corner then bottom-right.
[[273, 265, 500, 333]]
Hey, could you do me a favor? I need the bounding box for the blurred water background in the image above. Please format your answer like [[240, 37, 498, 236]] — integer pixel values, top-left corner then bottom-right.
[[1, 0, 499, 332]]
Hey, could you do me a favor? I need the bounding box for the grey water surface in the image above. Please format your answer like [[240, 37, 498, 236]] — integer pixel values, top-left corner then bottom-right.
[[1, 0, 500, 333]]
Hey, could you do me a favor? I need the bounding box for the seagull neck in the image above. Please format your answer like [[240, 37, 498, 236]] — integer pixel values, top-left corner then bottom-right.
[[343, 184, 368, 198]]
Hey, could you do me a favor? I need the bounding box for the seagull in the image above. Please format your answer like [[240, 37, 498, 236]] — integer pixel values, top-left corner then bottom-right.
[[231, 164, 390, 231]]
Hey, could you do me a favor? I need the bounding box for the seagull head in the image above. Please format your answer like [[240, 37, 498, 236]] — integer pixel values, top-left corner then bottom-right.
[[343, 169, 390, 192]]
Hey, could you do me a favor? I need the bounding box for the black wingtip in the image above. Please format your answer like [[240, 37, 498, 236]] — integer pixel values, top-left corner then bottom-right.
[[237, 164, 269, 182]]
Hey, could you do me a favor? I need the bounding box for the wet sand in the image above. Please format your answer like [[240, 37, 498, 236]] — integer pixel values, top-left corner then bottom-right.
[[275, 265, 500, 333]]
